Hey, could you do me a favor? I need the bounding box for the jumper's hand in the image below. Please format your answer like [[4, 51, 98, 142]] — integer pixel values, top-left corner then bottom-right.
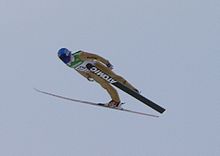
[[106, 61, 113, 70], [87, 77, 94, 82]]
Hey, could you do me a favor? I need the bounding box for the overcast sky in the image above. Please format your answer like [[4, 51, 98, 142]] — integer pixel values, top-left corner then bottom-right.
[[0, 0, 220, 156]]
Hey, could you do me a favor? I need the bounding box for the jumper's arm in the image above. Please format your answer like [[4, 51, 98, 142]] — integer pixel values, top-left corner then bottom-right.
[[80, 51, 110, 66]]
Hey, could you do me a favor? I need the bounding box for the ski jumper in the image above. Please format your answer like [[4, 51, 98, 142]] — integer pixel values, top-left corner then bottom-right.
[[67, 51, 137, 103]]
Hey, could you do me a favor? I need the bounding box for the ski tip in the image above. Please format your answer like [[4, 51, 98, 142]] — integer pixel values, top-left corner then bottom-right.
[[33, 88, 39, 92], [33, 88, 42, 93], [34, 88, 46, 95]]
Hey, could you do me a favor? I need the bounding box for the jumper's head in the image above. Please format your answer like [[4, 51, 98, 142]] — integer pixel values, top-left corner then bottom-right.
[[58, 48, 71, 64]]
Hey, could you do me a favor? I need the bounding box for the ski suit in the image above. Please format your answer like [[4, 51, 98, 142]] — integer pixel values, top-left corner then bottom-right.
[[67, 51, 137, 103]]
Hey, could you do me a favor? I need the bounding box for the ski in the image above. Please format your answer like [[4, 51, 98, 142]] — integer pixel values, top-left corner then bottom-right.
[[35, 88, 159, 118], [86, 63, 166, 114]]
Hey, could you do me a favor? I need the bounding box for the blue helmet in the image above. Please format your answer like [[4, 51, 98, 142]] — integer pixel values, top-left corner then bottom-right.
[[58, 48, 71, 64]]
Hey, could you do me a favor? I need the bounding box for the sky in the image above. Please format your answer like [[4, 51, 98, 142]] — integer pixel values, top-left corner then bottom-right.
[[0, 0, 220, 155]]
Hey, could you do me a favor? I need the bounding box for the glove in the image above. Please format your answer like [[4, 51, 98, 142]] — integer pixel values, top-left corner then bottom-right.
[[87, 77, 94, 82], [106, 61, 113, 70]]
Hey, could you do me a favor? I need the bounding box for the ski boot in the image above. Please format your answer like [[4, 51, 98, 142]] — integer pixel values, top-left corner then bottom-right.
[[106, 100, 122, 108]]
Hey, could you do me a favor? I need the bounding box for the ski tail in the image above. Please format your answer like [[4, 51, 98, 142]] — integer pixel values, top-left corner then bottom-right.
[[86, 63, 166, 114], [113, 82, 166, 113]]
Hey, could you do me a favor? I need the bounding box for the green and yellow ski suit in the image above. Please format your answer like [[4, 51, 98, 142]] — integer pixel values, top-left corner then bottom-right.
[[67, 51, 137, 103]]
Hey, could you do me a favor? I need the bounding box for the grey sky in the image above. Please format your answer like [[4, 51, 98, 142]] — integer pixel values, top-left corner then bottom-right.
[[0, 0, 220, 156]]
